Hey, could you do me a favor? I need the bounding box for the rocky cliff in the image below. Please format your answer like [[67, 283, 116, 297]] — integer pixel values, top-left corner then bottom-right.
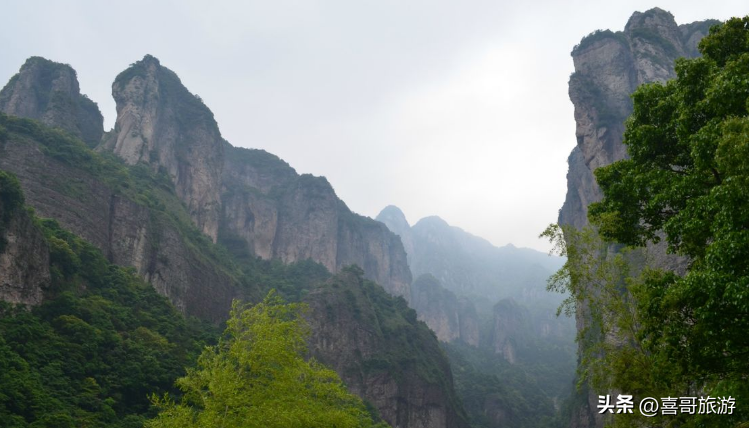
[[0, 112, 240, 322], [560, 9, 718, 229], [0, 171, 50, 306], [490, 298, 529, 364], [305, 267, 470, 428], [0, 57, 103, 147], [0, 56, 469, 427], [559, 9, 718, 428], [409, 274, 479, 346], [100, 55, 224, 242], [0, 55, 412, 319], [222, 145, 412, 301]]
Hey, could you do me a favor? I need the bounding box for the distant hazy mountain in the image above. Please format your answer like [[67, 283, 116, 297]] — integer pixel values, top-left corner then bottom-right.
[[378, 206, 576, 428], [377, 205, 565, 314]]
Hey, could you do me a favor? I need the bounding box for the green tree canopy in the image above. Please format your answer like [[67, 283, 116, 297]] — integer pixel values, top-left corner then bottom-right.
[[147, 292, 388, 428], [587, 15, 749, 397]]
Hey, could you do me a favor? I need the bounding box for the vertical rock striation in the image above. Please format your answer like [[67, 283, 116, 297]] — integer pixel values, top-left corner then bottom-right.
[[0, 57, 103, 147], [409, 274, 480, 346], [0, 125, 239, 322], [0, 172, 50, 306], [221, 144, 412, 301], [560, 9, 717, 230], [101, 55, 224, 242], [490, 298, 528, 364]]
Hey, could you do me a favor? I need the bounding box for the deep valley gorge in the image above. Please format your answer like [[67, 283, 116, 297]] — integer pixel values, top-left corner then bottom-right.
[[1, 5, 748, 428]]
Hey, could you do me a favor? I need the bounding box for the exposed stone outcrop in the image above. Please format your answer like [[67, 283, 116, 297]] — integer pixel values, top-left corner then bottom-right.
[[0, 121, 239, 322], [490, 298, 528, 364], [221, 145, 412, 301], [559, 9, 718, 428], [0, 55, 414, 313], [305, 268, 470, 428], [0, 57, 103, 147], [560, 9, 718, 229], [410, 274, 479, 346], [0, 173, 50, 306], [0, 57, 468, 427], [101, 55, 224, 242]]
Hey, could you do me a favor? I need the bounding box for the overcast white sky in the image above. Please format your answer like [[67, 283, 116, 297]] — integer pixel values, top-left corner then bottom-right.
[[2, 1, 747, 252]]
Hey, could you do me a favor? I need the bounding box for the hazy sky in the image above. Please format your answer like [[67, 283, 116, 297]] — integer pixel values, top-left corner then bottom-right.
[[1, 1, 747, 252]]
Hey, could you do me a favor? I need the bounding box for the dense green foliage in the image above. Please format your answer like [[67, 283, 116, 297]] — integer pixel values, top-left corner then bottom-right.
[[0, 206, 217, 427], [444, 341, 568, 428], [147, 292, 388, 428], [546, 17, 749, 427], [589, 16, 749, 383], [318, 266, 459, 392], [571, 30, 628, 55]]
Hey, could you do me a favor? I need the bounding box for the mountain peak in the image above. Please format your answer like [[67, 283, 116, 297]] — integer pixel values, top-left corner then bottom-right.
[[626, 7, 677, 32], [0, 56, 103, 147], [377, 205, 409, 227], [141, 54, 161, 65], [102, 56, 225, 241], [413, 215, 450, 229]]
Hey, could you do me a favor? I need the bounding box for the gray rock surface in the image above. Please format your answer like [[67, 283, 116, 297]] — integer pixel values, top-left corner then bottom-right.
[[559, 9, 718, 428], [0, 57, 103, 147], [0, 183, 50, 306], [0, 131, 239, 322], [101, 55, 224, 242], [222, 145, 412, 301], [409, 274, 479, 346]]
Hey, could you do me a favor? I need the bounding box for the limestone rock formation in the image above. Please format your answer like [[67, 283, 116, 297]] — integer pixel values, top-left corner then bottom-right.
[[101, 55, 224, 242], [0, 115, 239, 322], [0, 57, 103, 147], [490, 298, 528, 364], [409, 274, 479, 346], [0, 56, 466, 426], [560, 9, 718, 229], [221, 144, 412, 301], [0, 173, 50, 306], [559, 9, 718, 428]]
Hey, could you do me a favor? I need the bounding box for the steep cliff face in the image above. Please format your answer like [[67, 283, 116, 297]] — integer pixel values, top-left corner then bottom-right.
[[221, 144, 412, 301], [490, 298, 528, 364], [0, 55, 413, 313], [0, 57, 103, 147], [559, 9, 718, 428], [101, 55, 223, 242], [305, 267, 470, 428], [0, 113, 240, 322], [0, 58, 468, 427], [0, 171, 50, 306], [560, 9, 718, 228], [409, 274, 480, 346]]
